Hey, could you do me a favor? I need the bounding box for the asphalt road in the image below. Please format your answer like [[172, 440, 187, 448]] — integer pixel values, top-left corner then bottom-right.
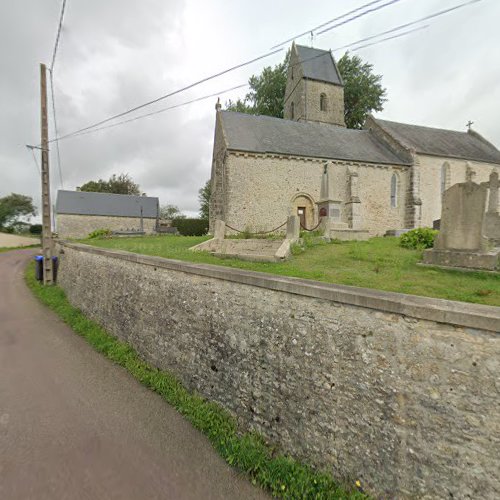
[[0, 249, 267, 500]]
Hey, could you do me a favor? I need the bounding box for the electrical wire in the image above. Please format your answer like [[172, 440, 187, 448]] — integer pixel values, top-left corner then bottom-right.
[[28, 147, 41, 174], [332, 0, 482, 53], [271, 0, 387, 49], [49, 70, 64, 187], [48, 48, 283, 144], [349, 24, 430, 52], [65, 83, 249, 140], [316, 0, 406, 36], [50, 0, 67, 72]]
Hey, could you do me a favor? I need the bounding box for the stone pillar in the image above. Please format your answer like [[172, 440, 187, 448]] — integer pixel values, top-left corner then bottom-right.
[[345, 170, 363, 229], [214, 219, 225, 240], [316, 162, 346, 229], [286, 215, 300, 241], [405, 153, 422, 228], [487, 170, 499, 214]]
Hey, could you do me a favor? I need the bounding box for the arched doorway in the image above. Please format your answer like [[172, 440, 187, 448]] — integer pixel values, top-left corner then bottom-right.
[[291, 193, 316, 229]]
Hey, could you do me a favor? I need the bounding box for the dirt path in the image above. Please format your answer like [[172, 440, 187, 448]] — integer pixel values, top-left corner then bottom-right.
[[0, 249, 266, 500], [0, 232, 40, 248]]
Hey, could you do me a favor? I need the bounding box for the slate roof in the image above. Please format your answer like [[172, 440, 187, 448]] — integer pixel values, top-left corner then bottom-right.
[[376, 119, 500, 164], [295, 45, 343, 86], [56, 190, 159, 218], [220, 111, 410, 165]]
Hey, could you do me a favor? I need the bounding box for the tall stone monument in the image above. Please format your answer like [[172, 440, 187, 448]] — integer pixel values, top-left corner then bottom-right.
[[423, 174, 500, 271]]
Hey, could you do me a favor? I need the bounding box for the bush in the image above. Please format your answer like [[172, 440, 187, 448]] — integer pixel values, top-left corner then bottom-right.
[[29, 224, 42, 234], [88, 228, 112, 239], [399, 227, 438, 250], [173, 218, 208, 236]]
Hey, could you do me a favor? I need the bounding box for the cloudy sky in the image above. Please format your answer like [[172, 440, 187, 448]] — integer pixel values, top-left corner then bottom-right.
[[1, 0, 498, 219]]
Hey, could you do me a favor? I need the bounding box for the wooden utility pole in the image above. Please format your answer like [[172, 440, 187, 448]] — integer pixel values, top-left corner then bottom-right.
[[40, 63, 54, 285]]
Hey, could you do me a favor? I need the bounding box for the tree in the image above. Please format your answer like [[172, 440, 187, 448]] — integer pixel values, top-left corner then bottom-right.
[[160, 204, 185, 220], [198, 180, 211, 220], [337, 52, 386, 129], [0, 193, 37, 230], [79, 173, 141, 195], [226, 51, 290, 119], [225, 51, 386, 128]]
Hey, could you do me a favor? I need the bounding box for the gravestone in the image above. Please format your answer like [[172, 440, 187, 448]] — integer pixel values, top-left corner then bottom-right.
[[423, 176, 499, 271]]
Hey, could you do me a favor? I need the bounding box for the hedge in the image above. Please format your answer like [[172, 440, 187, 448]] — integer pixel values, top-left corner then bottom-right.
[[174, 218, 209, 236]]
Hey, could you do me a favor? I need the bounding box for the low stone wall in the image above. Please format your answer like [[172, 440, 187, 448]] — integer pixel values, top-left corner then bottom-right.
[[56, 242, 500, 499], [56, 214, 157, 239]]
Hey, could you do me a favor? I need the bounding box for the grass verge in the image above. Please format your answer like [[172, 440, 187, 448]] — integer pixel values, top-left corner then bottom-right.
[[25, 261, 366, 499], [0, 244, 40, 253]]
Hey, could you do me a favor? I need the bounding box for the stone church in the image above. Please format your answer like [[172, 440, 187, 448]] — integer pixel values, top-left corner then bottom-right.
[[209, 43, 500, 236]]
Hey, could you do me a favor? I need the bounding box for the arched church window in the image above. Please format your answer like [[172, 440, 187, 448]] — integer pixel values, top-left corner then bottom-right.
[[291, 102, 295, 119], [441, 162, 450, 195], [390, 173, 398, 208], [320, 93, 327, 112]]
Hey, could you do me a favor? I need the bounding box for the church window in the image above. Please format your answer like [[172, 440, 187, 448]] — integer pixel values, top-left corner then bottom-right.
[[291, 102, 295, 119], [390, 173, 398, 208], [320, 93, 327, 112], [441, 162, 450, 195]]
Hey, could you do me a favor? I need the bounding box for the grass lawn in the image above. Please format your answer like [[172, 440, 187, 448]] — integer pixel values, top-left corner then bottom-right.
[[83, 235, 500, 306]]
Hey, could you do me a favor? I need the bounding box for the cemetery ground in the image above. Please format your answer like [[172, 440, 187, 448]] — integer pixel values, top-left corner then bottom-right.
[[84, 235, 499, 306]]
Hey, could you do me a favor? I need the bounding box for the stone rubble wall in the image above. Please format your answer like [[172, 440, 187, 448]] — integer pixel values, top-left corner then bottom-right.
[[56, 214, 157, 239], [56, 242, 500, 499]]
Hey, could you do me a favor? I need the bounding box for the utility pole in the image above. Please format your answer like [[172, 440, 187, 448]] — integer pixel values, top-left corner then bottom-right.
[[40, 63, 54, 285]]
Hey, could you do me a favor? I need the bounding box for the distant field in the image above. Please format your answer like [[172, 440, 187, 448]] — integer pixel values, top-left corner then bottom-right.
[[83, 235, 500, 306]]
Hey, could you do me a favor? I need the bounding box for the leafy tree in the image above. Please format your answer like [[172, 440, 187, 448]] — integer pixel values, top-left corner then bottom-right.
[[225, 50, 386, 128], [0, 193, 37, 230], [337, 52, 386, 129], [79, 173, 141, 195], [198, 180, 211, 220], [226, 51, 290, 118], [160, 204, 185, 220]]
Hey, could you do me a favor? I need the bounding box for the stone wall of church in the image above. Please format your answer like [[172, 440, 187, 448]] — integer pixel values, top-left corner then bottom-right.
[[223, 152, 409, 235], [417, 155, 499, 227]]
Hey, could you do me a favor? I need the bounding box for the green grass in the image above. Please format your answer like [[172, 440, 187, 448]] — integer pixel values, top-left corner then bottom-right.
[[0, 244, 40, 253], [25, 262, 366, 499], [83, 235, 500, 306]]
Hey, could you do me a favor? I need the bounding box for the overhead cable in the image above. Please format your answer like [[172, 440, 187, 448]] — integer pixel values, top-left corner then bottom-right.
[[48, 48, 283, 144], [271, 0, 387, 49], [316, 0, 406, 36], [50, 0, 68, 72], [332, 0, 482, 52]]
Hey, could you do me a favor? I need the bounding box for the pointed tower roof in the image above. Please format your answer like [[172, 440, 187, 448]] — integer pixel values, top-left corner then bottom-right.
[[294, 44, 343, 86]]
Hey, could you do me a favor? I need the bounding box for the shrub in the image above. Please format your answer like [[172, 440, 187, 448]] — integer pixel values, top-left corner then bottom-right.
[[29, 224, 42, 234], [174, 218, 208, 236], [399, 227, 438, 250], [88, 228, 112, 239]]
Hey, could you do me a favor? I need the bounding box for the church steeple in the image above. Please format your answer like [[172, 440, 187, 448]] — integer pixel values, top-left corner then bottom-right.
[[284, 42, 345, 127]]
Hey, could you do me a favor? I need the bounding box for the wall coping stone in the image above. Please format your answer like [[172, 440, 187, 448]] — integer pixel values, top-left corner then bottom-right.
[[59, 241, 500, 333]]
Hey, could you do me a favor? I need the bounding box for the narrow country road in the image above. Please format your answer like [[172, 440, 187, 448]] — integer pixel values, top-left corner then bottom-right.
[[0, 249, 267, 500]]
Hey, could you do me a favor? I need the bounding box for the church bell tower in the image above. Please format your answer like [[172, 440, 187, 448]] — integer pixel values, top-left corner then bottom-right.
[[284, 43, 345, 127]]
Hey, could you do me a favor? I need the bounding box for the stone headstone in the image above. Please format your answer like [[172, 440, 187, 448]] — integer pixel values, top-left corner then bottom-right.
[[434, 181, 487, 252]]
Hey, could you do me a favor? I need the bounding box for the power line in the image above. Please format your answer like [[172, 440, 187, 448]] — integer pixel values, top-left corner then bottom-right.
[[271, 0, 387, 49], [50, 0, 68, 72], [48, 48, 283, 144], [64, 84, 249, 141], [53, 51, 337, 142], [332, 0, 482, 53], [27, 146, 41, 174], [49, 70, 64, 187], [349, 24, 429, 52], [316, 0, 406, 36]]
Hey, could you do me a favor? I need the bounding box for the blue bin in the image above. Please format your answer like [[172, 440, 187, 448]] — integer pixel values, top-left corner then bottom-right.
[[34, 255, 59, 282]]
